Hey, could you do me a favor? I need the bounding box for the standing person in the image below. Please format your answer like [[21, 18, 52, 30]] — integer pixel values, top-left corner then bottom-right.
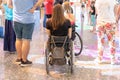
[[81, 1, 85, 32], [3, 0, 16, 53], [89, 1, 96, 32], [43, 0, 54, 28], [46, 4, 72, 40], [95, 0, 117, 64], [86, 0, 91, 25], [44, 0, 54, 19], [8, 0, 43, 66]]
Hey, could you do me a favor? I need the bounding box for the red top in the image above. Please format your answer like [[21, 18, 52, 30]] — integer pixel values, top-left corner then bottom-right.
[[44, 0, 54, 15]]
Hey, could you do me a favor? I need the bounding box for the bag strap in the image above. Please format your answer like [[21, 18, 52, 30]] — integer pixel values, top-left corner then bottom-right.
[[51, 36, 56, 47], [62, 36, 67, 47]]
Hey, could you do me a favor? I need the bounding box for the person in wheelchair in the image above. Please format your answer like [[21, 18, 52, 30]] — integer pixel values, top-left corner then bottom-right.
[[62, 1, 76, 40], [46, 4, 72, 65], [46, 4, 72, 38]]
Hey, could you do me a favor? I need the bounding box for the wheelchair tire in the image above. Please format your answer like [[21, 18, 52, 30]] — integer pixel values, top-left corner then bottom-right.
[[45, 48, 49, 74], [69, 40, 73, 74], [74, 32, 83, 56]]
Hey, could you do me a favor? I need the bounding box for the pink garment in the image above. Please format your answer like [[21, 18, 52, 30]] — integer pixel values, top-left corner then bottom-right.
[[96, 22, 116, 56], [71, 21, 75, 25]]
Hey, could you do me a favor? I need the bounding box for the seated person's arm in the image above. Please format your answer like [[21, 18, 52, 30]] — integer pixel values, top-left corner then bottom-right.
[[46, 19, 51, 36], [65, 13, 75, 24], [69, 14, 75, 23], [46, 28, 50, 36], [68, 27, 72, 38], [67, 20, 72, 38]]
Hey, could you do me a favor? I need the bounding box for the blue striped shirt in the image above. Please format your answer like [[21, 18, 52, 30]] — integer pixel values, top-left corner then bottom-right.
[[12, 0, 36, 23]]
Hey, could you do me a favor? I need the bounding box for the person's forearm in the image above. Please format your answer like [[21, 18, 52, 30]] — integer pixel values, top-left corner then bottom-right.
[[33, 0, 43, 10], [68, 28, 72, 38], [29, 0, 43, 13]]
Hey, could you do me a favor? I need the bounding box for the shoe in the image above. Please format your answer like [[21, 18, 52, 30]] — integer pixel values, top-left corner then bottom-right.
[[10, 51, 16, 54], [15, 59, 22, 64], [20, 60, 32, 67], [94, 57, 102, 64]]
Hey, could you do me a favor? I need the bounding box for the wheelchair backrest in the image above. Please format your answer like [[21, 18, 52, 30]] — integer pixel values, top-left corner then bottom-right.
[[51, 36, 68, 46]]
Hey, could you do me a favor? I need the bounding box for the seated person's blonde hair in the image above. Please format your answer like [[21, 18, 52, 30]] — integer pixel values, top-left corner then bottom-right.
[[63, 1, 71, 13]]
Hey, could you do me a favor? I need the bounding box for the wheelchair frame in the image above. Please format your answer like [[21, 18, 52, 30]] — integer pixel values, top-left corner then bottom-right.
[[45, 36, 73, 74]]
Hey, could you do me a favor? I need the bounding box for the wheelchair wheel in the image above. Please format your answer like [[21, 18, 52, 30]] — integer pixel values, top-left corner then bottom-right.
[[68, 40, 73, 73], [45, 48, 50, 74], [74, 32, 83, 56]]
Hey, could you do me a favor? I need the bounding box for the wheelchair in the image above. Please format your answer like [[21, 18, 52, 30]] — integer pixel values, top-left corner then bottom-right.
[[45, 35, 73, 74]]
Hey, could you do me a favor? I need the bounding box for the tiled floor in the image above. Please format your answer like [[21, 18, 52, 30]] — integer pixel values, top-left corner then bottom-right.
[[0, 7, 120, 80]]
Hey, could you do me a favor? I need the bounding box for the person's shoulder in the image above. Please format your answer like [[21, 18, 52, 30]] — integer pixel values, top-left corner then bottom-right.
[[64, 19, 71, 26]]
